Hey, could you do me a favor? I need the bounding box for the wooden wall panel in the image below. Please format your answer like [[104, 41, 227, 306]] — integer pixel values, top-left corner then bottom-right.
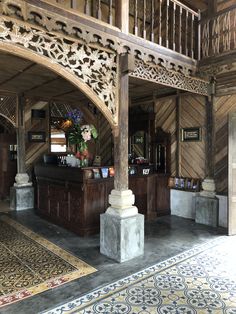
[[155, 95, 206, 179], [155, 97, 177, 176], [180, 95, 206, 179], [97, 113, 113, 166], [215, 94, 236, 194]]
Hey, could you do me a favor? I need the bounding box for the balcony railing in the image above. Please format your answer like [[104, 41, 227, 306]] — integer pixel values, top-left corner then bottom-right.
[[52, 0, 200, 60], [201, 5, 236, 59]]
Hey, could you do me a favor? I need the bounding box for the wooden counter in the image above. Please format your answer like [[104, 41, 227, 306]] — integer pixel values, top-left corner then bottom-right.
[[34, 164, 170, 236]]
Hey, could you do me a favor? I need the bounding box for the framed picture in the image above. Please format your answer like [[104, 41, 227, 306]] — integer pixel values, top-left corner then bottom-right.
[[181, 127, 201, 142], [28, 131, 46, 142], [134, 135, 143, 144]]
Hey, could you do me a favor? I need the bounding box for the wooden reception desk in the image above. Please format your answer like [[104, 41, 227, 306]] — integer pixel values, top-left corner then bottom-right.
[[34, 164, 170, 236]]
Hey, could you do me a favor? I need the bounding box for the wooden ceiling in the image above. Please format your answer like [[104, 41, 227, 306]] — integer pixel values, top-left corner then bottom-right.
[[181, 0, 208, 12], [0, 52, 175, 107]]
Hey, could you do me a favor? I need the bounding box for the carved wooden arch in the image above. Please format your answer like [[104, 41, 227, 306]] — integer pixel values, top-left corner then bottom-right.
[[0, 17, 118, 129], [0, 113, 15, 127]]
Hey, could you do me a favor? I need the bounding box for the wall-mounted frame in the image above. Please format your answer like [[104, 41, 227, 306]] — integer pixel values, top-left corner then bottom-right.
[[28, 131, 46, 143], [31, 109, 46, 119], [181, 127, 202, 142]]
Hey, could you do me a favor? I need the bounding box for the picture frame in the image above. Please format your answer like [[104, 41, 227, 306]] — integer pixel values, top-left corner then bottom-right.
[[181, 127, 202, 142], [134, 135, 144, 144], [28, 131, 46, 143]]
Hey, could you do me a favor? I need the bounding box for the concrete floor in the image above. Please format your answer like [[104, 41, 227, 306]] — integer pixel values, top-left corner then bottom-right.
[[0, 207, 226, 314]]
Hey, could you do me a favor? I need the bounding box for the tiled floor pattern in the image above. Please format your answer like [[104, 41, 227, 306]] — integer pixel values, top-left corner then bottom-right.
[[44, 236, 236, 314], [0, 216, 96, 307]]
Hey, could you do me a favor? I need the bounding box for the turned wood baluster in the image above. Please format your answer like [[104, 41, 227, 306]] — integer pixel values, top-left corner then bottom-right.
[[198, 9, 201, 60], [151, 0, 154, 42], [166, 0, 169, 48], [159, 0, 162, 45], [173, 2, 176, 51], [134, 0, 138, 36], [109, 0, 113, 25], [70, 0, 77, 9], [179, 6, 182, 54], [190, 13, 194, 58], [97, 0, 102, 20], [84, 0, 90, 15], [143, 0, 146, 39], [185, 10, 188, 56]]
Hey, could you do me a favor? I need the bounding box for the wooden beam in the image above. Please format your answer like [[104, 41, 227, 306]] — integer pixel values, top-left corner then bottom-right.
[[115, 0, 129, 33], [114, 54, 129, 190], [207, 0, 217, 17], [16, 95, 26, 173], [205, 93, 215, 178], [176, 95, 180, 176]]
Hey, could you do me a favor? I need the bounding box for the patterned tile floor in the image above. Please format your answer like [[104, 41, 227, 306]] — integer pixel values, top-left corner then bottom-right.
[[0, 216, 96, 307], [0, 208, 226, 314], [44, 236, 236, 314]]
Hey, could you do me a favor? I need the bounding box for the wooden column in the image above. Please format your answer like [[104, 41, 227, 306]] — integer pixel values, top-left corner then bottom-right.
[[16, 95, 26, 174], [115, 0, 129, 33], [205, 89, 215, 179], [176, 95, 181, 176], [113, 54, 132, 190]]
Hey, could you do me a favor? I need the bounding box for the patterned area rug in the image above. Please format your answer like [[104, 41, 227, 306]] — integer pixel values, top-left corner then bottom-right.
[[0, 215, 96, 307], [44, 236, 236, 314]]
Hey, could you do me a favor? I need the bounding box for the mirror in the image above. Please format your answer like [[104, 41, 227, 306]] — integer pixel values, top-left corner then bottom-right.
[[129, 131, 148, 159]]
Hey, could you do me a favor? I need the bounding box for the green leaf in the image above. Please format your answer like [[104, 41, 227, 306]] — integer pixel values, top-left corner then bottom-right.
[[90, 125, 98, 139]]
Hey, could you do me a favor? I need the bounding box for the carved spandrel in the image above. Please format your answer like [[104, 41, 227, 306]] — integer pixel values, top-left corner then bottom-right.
[[0, 16, 118, 124]]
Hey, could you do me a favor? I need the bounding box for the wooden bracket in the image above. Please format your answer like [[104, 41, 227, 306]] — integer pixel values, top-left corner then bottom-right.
[[120, 54, 135, 74]]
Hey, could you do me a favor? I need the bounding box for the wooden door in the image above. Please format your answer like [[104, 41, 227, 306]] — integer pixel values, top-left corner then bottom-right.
[[228, 112, 236, 235]]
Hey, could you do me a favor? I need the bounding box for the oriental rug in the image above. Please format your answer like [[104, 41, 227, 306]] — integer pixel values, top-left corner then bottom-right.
[[0, 215, 96, 307], [44, 236, 236, 314]]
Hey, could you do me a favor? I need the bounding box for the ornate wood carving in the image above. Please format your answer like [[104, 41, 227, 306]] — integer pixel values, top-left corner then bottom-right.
[[201, 7, 236, 59], [0, 0, 199, 76], [0, 15, 118, 124], [0, 0, 209, 108], [131, 60, 209, 96], [0, 95, 16, 126]]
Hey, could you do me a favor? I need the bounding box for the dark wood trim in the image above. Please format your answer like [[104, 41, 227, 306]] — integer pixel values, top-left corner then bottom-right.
[[176, 95, 180, 176]]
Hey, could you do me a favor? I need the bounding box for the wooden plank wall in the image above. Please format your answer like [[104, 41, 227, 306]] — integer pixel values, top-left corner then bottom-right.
[[155, 94, 206, 179], [180, 95, 206, 179], [215, 94, 236, 194], [96, 113, 113, 166], [155, 97, 177, 175]]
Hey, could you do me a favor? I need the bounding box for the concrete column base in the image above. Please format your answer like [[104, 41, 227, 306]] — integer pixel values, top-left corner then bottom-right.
[[10, 186, 34, 211], [100, 213, 144, 262], [194, 195, 219, 227]]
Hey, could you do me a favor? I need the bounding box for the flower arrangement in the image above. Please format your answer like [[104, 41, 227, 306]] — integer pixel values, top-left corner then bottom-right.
[[64, 109, 98, 155]]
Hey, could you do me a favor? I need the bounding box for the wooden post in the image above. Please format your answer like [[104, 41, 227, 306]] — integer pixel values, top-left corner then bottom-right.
[[205, 84, 215, 178], [16, 95, 26, 174], [176, 94, 180, 177], [115, 0, 129, 34], [113, 54, 133, 190]]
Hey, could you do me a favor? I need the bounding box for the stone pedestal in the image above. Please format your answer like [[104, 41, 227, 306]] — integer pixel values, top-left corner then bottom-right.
[[100, 189, 144, 262], [10, 186, 34, 211], [100, 213, 144, 262], [194, 195, 219, 227]]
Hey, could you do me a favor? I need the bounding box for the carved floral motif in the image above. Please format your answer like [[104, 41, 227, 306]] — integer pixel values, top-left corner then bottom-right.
[[131, 61, 209, 96], [0, 16, 118, 122]]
